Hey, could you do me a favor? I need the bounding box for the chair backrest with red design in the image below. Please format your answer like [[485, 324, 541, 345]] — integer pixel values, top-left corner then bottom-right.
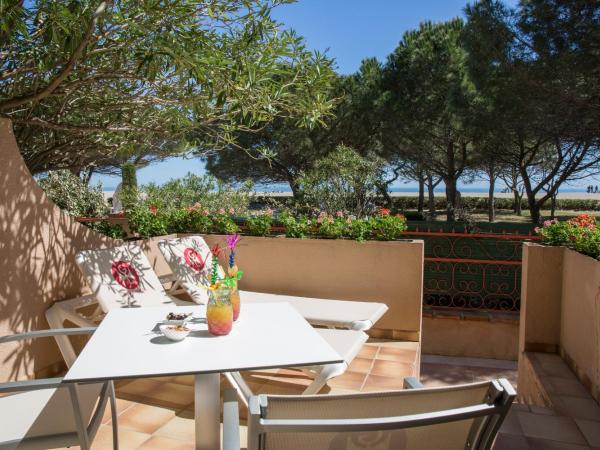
[[157, 236, 222, 304], [75, 244, 173, 312]]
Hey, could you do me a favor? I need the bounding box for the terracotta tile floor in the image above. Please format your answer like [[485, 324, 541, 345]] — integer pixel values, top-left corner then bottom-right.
[[51, 341, 600, 450]]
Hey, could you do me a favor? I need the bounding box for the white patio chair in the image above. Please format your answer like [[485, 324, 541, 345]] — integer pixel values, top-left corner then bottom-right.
[[222, 377, 516, 450], [0, 328, 118, 450], [46, 244, 368, 397], [157, 235, 389, 331]]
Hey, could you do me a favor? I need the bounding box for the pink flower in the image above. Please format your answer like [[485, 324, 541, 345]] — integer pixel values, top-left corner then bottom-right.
[[229, 207, 235, 215], [203, 208, 209, 216], [534, 227, 540, 234], [266, 208, 274, 217], [218, 208, 225, 215], [336, 210, 344, 218]]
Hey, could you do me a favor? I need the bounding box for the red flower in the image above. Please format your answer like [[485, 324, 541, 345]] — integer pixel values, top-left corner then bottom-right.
[[568, 214, 596, 230], [148, 205, 158, 215], [379, 208, 391, 216]]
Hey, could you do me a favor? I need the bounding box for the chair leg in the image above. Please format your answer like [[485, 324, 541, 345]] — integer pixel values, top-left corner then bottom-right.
[[68, 384, 92, 450], [108, 381, 119, 450], [224, 372, 253, 408], [45, 306, 78, 367], [302, 362, 348, 395]]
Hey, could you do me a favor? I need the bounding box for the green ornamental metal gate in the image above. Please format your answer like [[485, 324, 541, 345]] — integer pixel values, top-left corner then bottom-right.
[[404, 221, 539, 315]]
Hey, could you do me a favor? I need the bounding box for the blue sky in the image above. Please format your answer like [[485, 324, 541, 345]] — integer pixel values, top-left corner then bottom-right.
[[92, 0, 525, 191]]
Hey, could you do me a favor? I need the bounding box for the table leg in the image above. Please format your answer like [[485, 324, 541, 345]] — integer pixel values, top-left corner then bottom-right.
[[195, 373, 221, 450]]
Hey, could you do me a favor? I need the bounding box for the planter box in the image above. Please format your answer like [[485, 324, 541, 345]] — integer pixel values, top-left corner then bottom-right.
[[201, 235, 424, 339], [520, 243, 600, 403]]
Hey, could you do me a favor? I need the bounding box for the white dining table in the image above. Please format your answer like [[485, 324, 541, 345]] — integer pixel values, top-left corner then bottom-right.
[[64, 302, 344, 450]]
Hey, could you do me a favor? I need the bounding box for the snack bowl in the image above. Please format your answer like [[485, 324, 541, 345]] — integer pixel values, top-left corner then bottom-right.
[[164, 312, 192, 326], [160, 324, 190, 342]]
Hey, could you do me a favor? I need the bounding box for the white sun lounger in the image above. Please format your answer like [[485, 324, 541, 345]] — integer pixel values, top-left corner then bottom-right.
[[46, 244, 368, 396], [157, 235, 389, 331]]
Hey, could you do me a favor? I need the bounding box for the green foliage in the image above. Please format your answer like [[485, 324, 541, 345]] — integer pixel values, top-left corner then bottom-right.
[[127, 205, 168, 239], [38, 170, 107, 217], [537, 215, 600, 259], [141, 174, 252, 214], [87, 221, 126, 240], [246, 211, 274, 236], [279, 212, 314, 239], [188, 209, 213, 234], [211, 212, 240, 235], [120, 163, 139, 210], [300, 145, 383, 217], [121, 163, 138, 190], [316, 212, 348, 239], [369, 210, 408, 241]]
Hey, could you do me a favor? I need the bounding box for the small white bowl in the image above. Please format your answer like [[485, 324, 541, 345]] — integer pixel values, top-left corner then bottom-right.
[[163, 319, 188, 326], [160, 325, 190, 341]]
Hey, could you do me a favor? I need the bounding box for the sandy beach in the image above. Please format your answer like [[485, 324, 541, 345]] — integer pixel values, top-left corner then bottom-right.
[[104, 190, 599, 201], [252, 191, 599, 200]]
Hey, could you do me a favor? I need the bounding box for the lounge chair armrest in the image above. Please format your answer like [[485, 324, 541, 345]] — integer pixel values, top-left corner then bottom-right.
[[403, 377, 424, 390], [0, 327, 97, 344], [223, 389, 241, 450], [0, 377, 65, 394]]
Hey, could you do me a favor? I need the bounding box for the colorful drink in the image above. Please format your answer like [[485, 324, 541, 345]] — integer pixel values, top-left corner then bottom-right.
[[207, 287, 233, 336]]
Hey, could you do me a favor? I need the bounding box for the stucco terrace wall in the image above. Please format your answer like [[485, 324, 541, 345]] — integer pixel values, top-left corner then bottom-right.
[[0, 118, 120, 382], [560, 248, 600, 402], [519, 243, 600, 403], [422, 315, 518, 360], [202, 235, 424, 339]]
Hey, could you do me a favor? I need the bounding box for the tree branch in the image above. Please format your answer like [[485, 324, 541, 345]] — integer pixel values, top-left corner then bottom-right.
[[0, 1, 108, 112]]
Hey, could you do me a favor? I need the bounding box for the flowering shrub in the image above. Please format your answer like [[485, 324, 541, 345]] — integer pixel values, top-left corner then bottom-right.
[[211, 209, 240, 234], [246, 210, 273, 236], [279, 212, 315, 238], [141, 174, 252, 214], [121, 205, 408, 241], [369, 210, 408, 241], [317, 212, 347, 239], [536, 214, 600, 259], [38, 170, 107, 217], [127, 204, 169, 238]]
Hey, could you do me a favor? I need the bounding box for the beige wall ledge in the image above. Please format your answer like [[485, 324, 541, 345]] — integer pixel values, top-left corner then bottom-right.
[[519, 243, 600, 404]]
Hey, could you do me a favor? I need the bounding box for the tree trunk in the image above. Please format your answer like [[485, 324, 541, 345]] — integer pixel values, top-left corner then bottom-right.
[[289, 178, 303, 201], [513, 190, 522, 215], [427, 174, 436, 219], [82, 167, 94, 185], [488, 176, 496, 223], [550, 193, 557, 219], [528, 198, 542, 224], [417, 173, 425, 213], [376, 182, 393, 208], [445, 178, 458, 222]]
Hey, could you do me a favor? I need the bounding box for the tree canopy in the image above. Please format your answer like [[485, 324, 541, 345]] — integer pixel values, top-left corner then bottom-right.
[[0, 0, 335, 174]]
